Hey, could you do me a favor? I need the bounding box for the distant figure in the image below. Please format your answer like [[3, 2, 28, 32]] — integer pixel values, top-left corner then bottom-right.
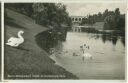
[[82, 52, 92, 62], [49, 48, 55, 54], [73, 53, 76, 56], [80, 46, 84, 54], [73, 52, 79, 56], [84, 44, 86, 47], [87, 46, 89, 49], [6, 30, 24, 47], [83, 44, 90, 51], [80, 44, 92, 62]]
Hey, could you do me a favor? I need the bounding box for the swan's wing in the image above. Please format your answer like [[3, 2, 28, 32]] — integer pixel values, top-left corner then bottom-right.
[[9, 37, 20, 43], [6, 37, 18, 46], [6, 37, 14, 45], [6, 36, 24, 47], [7, 37, 15, 42], [6, 42, 14, 46]]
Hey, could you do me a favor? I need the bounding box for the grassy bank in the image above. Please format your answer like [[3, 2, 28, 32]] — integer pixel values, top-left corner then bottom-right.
[[4, 9, 78, 79]]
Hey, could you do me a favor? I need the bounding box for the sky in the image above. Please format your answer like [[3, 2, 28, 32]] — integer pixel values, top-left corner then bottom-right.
[[64, 2, 126, 16]]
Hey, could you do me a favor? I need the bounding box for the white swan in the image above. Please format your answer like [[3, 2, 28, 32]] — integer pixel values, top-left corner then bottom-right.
[[80, 44, 92, 62], [82, 52, 92, 61], [6, 30, 24, 47]]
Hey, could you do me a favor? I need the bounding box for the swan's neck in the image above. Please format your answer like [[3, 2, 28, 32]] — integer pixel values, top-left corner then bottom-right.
[[18, 32, 23, 39]]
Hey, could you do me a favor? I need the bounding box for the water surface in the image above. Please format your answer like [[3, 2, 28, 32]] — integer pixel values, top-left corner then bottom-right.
[[36, 31, 125, 79], [49, 32, 125, 79]]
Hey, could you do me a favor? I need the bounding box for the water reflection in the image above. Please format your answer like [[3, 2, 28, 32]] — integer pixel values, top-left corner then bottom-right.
[[91, 34, 125, 46], [36, 31, 125, 54], [35, 30, 59, 53], [112, 37, 118, 45], [101, 34, 118, 45], [35, 31, 125, 79]]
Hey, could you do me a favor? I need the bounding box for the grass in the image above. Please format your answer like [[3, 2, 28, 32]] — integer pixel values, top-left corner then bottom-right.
[[4, 8, 78, 79], [5, 17, 27, 30]]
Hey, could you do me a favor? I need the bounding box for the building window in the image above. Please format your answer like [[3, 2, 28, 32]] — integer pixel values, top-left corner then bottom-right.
[[82, 18, 84, 21], [79, 18, 81, 21], [72, 18, 74, 21], [75, 18, 78, 21]]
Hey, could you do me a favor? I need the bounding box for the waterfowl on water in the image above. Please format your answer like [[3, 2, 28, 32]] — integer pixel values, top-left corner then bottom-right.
[[80, 44, 92, 62], [82, 52, 92, 61]]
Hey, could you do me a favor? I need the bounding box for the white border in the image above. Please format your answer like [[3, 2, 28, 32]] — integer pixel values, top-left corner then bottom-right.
[[1, 0, 127, 83], [5, 80, 127, 83], [1, 0, 127, 3], [1, 2, 4, 82], [123, 0, 127, 82]]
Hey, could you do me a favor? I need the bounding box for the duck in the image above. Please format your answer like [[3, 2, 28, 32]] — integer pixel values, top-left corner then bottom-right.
[[6, 30, 24, 47]]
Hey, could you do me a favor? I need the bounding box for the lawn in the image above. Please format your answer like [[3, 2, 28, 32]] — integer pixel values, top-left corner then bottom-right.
[[4, 9, 78, 79]]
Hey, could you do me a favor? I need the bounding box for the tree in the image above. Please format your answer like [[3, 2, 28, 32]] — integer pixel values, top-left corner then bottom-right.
[[5, 3, 71, 28], [104, 8, 125, 32], [103, 9, 109, 18], [32, 3, 71, 30]]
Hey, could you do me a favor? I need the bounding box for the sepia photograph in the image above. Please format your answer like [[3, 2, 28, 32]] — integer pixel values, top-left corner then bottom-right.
[[4, 2, 126, 80], [0, 2, 1, 81]]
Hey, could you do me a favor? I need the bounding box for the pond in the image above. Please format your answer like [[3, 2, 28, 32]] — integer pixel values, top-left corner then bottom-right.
[[36, 31, 125, 79]]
